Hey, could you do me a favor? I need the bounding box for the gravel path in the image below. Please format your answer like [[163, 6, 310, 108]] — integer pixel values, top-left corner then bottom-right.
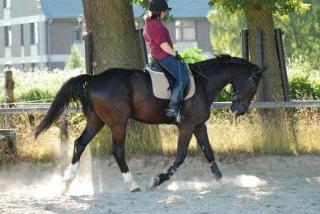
[[1, 155, 320, 214]]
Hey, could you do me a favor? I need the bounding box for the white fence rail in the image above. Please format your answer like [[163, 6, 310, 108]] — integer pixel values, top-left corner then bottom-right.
[[0, 100, 319, 115], [211, 100, 320, 109]]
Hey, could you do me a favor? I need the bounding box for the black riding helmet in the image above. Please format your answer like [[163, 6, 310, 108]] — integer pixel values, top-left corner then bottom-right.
[[148, 0, 172, 12]]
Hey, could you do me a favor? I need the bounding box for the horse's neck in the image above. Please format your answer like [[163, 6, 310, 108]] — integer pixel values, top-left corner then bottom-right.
[[201, 66, 235, 102]]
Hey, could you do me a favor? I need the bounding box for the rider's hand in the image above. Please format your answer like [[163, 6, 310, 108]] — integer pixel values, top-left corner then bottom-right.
[[175, 52, 183, 61]]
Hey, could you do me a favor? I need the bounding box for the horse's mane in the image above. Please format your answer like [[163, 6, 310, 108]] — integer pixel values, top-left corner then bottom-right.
[[189, 54, 260, 78], [191, 54, 258, 68]]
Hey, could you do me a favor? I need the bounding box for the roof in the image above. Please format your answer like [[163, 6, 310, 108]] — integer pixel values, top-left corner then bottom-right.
[[41, 0, 211, 20], [41, 0, 84, 19], [133, 0, 212, 19]]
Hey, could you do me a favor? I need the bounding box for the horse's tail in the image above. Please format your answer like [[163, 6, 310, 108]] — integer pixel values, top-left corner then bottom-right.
[[34, 74, 93, 138]]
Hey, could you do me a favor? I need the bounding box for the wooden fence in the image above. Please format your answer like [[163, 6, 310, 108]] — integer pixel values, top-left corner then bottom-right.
[[0, 100, 319, 115]]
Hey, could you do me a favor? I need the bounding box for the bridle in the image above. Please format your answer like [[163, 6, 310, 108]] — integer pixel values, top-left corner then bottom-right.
[[231, 71, 262, 102]]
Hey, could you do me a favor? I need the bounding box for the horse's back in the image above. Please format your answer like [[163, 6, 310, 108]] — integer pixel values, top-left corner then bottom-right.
[[87, 69, 141, 118], [89, 68, 144, 93], [87, 68, 172, 124]]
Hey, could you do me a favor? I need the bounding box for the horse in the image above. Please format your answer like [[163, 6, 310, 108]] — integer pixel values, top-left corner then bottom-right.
[[34, 55, 263, 192]]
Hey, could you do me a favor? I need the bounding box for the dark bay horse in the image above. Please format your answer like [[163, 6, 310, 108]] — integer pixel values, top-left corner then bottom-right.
[[34, 55, 263, 192]]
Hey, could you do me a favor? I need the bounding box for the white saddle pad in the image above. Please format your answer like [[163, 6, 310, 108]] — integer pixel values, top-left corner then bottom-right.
[[145, 67, 195, 100]]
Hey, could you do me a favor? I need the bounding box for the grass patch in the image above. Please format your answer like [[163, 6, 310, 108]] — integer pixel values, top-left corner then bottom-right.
[[89, 109, 320, 157], [0, 69, 81, 102], [1, 108, 319, 164]]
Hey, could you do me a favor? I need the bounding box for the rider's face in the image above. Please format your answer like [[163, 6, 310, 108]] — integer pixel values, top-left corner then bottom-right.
[[160, 10, 168, 19]]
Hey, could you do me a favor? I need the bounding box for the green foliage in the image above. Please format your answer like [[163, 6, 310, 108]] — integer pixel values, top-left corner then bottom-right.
[[207, 2, 320, 62], [131, 0, 149, 8], [0, 70, 81, 102], [209, 0, 310, 14], [65, 45, 85, 71], [19, 89, 54, 101], [275, 0, 320, 60], [290, 78, 320, 99], [216, 85, 233, 101], [180, 46, 207, 63], [208, 9, 245, 56], [287, 55, 320, 99]]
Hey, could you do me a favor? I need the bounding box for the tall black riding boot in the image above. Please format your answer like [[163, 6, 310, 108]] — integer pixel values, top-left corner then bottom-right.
[[165, 86, 183, 119]]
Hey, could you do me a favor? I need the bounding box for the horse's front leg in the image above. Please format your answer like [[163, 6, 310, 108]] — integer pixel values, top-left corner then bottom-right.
[[150, 125, 194, 188], [194, 123, 222, 180]]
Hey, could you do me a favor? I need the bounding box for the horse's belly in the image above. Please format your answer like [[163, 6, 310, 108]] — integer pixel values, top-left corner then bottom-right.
[[130, 73, 174, 124], [131, 99, 173, 124]]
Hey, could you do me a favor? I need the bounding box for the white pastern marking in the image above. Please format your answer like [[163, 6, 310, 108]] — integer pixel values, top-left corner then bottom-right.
[[62, 162, 79, 182], [122, 172, 140, 192]]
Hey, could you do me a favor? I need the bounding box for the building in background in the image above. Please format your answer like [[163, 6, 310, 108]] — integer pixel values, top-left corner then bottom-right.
[[0, 0, 212, 71], [0, 0, 83, 71]]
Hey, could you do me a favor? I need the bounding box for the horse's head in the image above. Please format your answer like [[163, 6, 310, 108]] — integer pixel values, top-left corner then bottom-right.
[[230, 66, 265, 116], [190, 56, 265, 116]]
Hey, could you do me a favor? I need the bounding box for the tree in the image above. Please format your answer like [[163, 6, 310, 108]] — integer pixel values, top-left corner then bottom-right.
[[65, 45, 85, 70], [209, 0, 309, 102], [275, 0, 320, 60], [82, 0, 143, 73], [209, 1, 310, 151], [208, 1, 320, 62], [208, 9, 245, 56], [82, 0, 161, 155]]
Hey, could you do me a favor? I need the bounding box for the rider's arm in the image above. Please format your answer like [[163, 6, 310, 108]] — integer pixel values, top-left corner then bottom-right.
[[160, 42, 177, 56]]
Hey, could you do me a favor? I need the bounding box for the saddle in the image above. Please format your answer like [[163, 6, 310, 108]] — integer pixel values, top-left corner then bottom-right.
[[145, 60, 195, 100]]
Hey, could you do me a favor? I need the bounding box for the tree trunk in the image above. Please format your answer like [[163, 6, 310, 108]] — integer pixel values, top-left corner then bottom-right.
[[82, 0, 143, 73], [246, 4, 296, 153], [246, 4, 284, 102], [82, 0, 162, 156]]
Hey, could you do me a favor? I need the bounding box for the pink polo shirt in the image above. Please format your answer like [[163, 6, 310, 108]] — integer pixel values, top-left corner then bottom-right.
[[143, 18, 173, 61]]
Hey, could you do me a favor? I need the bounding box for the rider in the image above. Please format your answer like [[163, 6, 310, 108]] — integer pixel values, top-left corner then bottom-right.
[[143, 0, 189, 120]]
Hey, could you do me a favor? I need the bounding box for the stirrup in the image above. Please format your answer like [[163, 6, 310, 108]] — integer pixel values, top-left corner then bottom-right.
[[165, 109, 182, 123], [176, 110, 182, 123]]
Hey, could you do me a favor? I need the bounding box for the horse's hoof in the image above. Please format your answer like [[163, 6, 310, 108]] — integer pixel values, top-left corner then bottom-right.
[[131, 187, 141, 192], [213, 173, 222, 181], [210, 162, 222, 181], [60, 180, 71, 195], [150, 176, 160, 189]]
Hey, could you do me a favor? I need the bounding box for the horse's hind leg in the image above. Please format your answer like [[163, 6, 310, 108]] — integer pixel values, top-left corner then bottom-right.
[[194, 123, 222, 180], [150, 125, 194, 188], [61, 110, 104, 191], [110, 123, 140, 192]]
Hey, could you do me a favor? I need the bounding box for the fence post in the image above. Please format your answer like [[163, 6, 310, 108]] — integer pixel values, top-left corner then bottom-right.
[[5, 70, 14, 107], [275, 28, 290, 102], [60, 115, 69, 144], [256, 29, 265, 102], [59, 114, 69, 175], [4, 70, 14, 127], [241, 29, 249, 61]]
